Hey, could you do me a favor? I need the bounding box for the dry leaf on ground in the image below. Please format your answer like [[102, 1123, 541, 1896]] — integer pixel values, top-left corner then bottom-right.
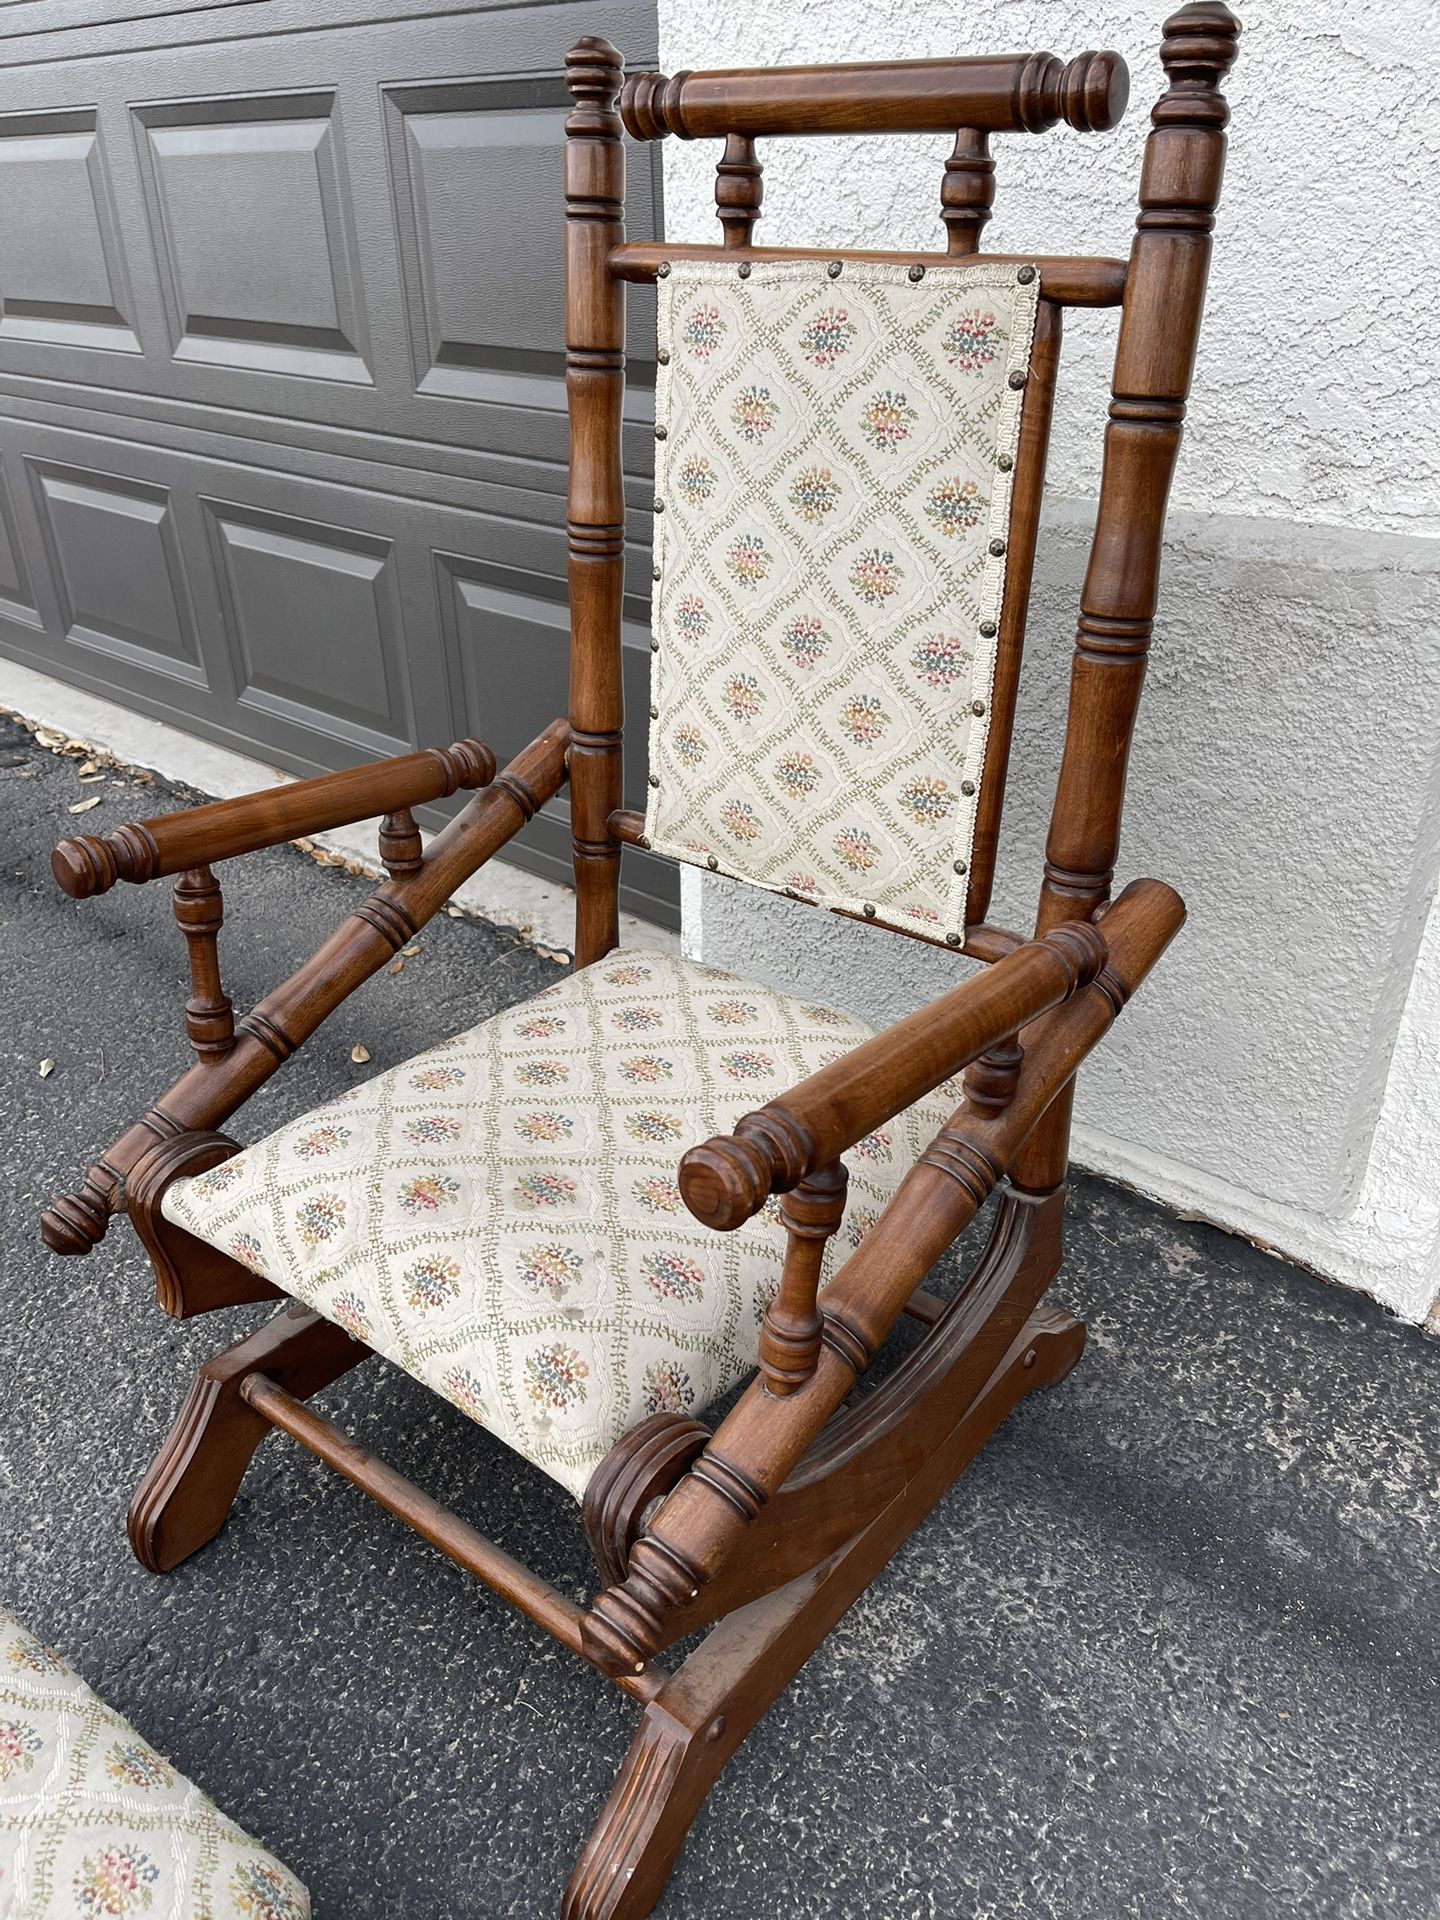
[[67, 796, 101, 815]]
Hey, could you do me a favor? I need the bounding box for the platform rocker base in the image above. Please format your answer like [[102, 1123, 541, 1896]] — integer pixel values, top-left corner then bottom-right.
[[125, 1188, 1081, 1918]]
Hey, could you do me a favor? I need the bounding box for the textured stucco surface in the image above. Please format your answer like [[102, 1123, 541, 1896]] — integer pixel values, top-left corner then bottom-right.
[[657, 1, 1440, 1318], [658, 3, 1440, 537], [684, 509, 1440, 1296]]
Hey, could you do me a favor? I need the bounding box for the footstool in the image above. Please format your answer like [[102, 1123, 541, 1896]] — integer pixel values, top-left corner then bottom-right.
[[0, 1607, 308, 1918]]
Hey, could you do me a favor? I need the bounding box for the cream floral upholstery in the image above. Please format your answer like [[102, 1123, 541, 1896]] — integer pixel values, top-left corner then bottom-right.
[[162, 952, 958, 1500], [646, 259, 1038, 943], [0, 1608, 308, 1919]]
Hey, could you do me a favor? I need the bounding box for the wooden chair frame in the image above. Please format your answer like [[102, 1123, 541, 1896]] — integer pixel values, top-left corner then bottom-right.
[[38, 8, 1240, 1914]]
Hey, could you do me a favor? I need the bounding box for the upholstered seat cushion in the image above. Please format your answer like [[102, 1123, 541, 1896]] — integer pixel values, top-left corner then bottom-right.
[[163, 951, 957, 1499], [0, 1608, 308, 1918]]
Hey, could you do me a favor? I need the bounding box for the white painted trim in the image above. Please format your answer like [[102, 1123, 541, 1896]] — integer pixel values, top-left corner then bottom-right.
[[0, 659, 678, 958]]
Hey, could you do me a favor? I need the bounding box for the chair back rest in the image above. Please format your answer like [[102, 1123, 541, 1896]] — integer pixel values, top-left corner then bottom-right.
[[646, 256, 1037, 944], [561, 7, 1241, 967]]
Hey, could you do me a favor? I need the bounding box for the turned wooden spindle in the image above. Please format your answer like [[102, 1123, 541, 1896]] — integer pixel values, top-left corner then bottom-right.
[[379, 806, 423, 879], [941, 128, 995, 254], [760, 1161, 847, 1395], [963, 1039, 1024, 1116], [172, 867, 234, 1062], [715, 132, 763, 247], [1037, 1, 1238, 944], [565, 36, 628, 968]]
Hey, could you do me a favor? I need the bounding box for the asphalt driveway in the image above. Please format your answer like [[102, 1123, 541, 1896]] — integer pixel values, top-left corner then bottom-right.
[[2, 708, 1435, 1920]]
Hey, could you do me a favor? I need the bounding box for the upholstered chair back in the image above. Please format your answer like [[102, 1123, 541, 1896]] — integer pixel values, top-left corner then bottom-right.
[[646, 260, 1038, 945]]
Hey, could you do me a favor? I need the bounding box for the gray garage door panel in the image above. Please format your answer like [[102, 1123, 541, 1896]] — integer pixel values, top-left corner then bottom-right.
[[0, 13, 662, 462], [0, 0, 673, 925], [0, 2, 257, 37]]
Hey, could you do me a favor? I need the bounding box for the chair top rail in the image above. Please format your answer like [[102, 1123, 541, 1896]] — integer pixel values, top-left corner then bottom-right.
[[619, 51, 1129, 142], [609, 242, 1127, 309]]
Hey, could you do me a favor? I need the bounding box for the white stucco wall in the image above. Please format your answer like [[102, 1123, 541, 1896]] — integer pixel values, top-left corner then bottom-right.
[[654, 1, 1440, 1322]]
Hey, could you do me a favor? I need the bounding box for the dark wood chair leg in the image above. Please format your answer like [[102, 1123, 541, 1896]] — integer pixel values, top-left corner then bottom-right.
[[562, 1306, 1083, 1920], [128, 1307, 370, 1574]]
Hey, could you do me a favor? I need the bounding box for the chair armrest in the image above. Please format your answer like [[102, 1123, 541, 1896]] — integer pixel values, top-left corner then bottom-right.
[[51, 736, 497, 898], [40, 720, 571, 1258], [678, 920, 1108, 1230]]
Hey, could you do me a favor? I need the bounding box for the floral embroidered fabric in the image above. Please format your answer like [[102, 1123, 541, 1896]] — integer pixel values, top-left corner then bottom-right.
[[0, 1608, 309, 1919], [646, 259, 1039, 943], [162, 952, 959, 1500]]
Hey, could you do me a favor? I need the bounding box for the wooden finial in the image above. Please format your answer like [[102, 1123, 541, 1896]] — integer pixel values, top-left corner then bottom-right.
[[618, 69, 690, 142], [40, 1170, 114, 1254], [1016, 48, 1130, 133], [1054, 48, 1131, 132], [1157, 2, 1241, 105], [565, 35, 624, 117], [52, 820, 159, 898]]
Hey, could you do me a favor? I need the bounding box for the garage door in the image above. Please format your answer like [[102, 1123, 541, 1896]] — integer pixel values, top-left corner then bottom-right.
[[0, 0, 674, 924]]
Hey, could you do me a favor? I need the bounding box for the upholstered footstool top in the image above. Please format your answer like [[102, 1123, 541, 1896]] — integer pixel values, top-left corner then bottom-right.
[[0, 1607, 308, 1919]]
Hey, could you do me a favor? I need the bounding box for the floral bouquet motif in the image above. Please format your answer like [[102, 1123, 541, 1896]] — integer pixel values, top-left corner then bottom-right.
[[848, 548, 903, 604], [859, 389, 918, 452], [943, 307, 1001, 373], [726, 533, 771, 588], [799, 306, 857, 367], [924, 476, 985, 537], [730, 384, 779, 443], [781, 615, 828, 669], [683, 302, 726, 358]]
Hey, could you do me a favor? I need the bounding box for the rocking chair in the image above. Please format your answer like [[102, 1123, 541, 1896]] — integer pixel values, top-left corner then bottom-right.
[[41, 7, 1241, 1913]]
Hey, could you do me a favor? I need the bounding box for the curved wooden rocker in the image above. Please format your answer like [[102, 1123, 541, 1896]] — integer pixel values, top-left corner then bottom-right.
[[40, 9, 1240, 1915]]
